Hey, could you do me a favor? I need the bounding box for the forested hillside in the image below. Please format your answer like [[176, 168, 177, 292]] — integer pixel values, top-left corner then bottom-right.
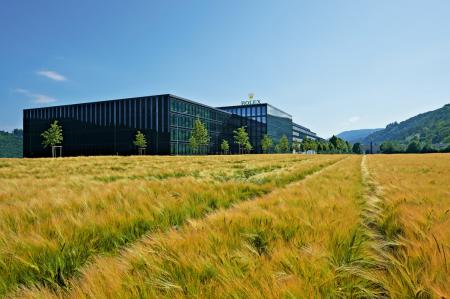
[[0, 129, 22, 158], [337, 128, 382, 143], [363, 104, 450, 145]]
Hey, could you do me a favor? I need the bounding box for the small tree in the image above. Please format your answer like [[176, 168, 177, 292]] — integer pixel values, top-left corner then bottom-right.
[[41, 120, 63, 157], [261, 134, 273, 153], [233, 126, 249, 154], [189, 135, 199, 154], [277, 135, 290, 153], [352, 142, 362, 154], [244, 141, 253, 154], [190, 118, 210, 154], [220, 139, 230, 154], [292, 141, 301, 153], [134, 131, 148, 155]]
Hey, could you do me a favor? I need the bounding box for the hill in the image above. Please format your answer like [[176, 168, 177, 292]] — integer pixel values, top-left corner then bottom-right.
[[0, 129, 23, 158], [363, 104, 450, 145], [337, 128, 382, 143]]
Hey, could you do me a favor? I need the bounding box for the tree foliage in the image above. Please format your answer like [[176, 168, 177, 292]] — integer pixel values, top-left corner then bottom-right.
[[352, 143, 363, 154], [0, 130, 22, 158], [261, 134, 273, 153], [362, 104, 450, 145], [233, 126, 250, 154], [189, 118, 210, 154], [41, 121, 63, 148], [220, 139, 230, 154], [244, 141, 253, 153], [133, 131, 148, 148], [380, 141, 405, 154], [276, 135, 290, 153]]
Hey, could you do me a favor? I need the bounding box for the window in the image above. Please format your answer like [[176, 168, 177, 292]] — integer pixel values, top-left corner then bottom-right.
[[118, 101, 121, 126], [123, 101, 126, 126], [113, 102, 117, 125], [144, 99, 148, 129]]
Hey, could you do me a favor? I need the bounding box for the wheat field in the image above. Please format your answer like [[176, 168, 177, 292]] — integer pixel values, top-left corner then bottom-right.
[[0, 154, 448, 298]]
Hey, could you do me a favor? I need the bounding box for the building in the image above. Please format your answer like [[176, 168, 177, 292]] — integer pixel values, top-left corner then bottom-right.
[[217, 103, 293, 153], [23, 94, 318, 157], [292, 122, 318, 143]]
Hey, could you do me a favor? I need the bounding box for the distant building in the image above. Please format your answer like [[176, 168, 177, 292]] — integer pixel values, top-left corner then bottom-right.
[[292, 122, 319, 143], [23, 94, 319, 157]]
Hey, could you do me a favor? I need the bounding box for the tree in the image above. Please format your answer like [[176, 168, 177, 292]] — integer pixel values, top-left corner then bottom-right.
[[421, 143, 436, 153], [292, 141, 301, 153], [233, 126, 250, 154], [220, 139, 230, 154], [244, 141, 253, 154], [133, 131, 148, 154], [12, 129, 23, 137], [277, 135, 290, 153], [275, 144, 281, 154], [329, 135, 349, 152], [329, 135, 339, 150], [345, 141, 352, 153], [380, 141, 404, 154], [189, 118, 210, 154], [41, 120, 63, 148], [406, 141, 421, 153], [261, 134, 273, 153], [352, 143, 363, 154]]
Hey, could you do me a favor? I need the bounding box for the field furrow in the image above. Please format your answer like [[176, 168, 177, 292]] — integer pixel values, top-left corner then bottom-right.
[[0, 155, 342, 296], [16, 156, 366, 298], [364, 154, 450, 298]]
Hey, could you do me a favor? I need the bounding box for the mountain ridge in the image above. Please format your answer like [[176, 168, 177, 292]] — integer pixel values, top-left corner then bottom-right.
[[363, 104, 450, 145], [336, 128, 382, 143]]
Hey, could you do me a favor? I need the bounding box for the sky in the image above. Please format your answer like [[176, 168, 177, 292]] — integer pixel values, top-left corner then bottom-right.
[[1, 0, 449, 137]]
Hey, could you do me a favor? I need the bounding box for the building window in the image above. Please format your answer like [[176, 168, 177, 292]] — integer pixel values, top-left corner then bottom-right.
[[113, 102, 116, 125]]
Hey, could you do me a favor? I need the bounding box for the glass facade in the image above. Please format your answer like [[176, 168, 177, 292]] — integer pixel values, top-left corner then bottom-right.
[[23, 95, 169, 157], [266, 104, 293, 145], [292, 122, 317, 142], [23, 94, 317, 157], [169, 96, 228, 155], [218, 103, 292, 153]]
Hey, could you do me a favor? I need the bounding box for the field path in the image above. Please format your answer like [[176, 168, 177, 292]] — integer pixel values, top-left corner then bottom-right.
[[336, 155, 448, 298], [362, 154, 450, 298], [16, 156, 366, 298], [2, 155, 343, 297]]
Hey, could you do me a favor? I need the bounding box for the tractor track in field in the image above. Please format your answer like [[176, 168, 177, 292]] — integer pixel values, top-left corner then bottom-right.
[[6, 157, 345, 298], [335, 155, 428, 298]]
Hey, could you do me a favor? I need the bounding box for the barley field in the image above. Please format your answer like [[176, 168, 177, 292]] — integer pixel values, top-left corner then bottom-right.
[[0, 154, 448, 298]]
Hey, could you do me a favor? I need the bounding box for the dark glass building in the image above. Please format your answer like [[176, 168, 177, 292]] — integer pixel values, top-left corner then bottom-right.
[[217, 103, 293, 152], [23, 94, 318, 157], [292, 122, 319, 143]]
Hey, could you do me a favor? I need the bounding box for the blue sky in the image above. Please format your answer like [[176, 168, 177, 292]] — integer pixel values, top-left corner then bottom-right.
[[1, 0, 449, 137]]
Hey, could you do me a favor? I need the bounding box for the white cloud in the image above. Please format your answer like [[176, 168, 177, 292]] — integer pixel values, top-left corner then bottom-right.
[[14, 88, 58, 103], [348, 116, 360, 123], [36, 70, 67, 81]]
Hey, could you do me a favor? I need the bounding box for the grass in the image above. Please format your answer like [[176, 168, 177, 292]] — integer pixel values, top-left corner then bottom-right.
[[0, 154, 341, 296], [0, 153, 448, 298]]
